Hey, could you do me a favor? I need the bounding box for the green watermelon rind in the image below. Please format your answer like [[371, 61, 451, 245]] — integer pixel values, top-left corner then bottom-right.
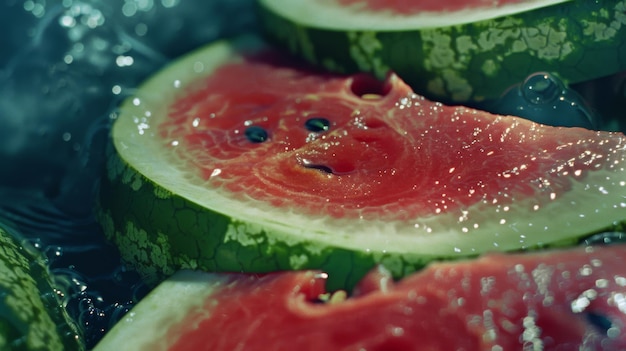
[[0, 226, 84, 351], [96, 35, 626, 291], [258, 0, 626, 103], [96, 146, 424, 290]]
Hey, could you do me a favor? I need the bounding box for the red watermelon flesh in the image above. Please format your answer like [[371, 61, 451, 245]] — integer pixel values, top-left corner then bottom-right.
[[162, 244, 626, 351], [159, 51, 625, 221]]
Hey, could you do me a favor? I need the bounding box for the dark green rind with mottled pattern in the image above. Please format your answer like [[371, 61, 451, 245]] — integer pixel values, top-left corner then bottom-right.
[[96, 146, 438, 291], [95, 142, 626, 292], [95, 35, 626, 292], [0, 226, 83, 351], [258, 0, 626, 104]]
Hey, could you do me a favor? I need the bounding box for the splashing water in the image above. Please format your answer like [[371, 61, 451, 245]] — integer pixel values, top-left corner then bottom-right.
[[0, 0, 256, 347]]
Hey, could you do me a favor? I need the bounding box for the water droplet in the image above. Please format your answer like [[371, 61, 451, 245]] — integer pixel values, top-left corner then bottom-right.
[[571, 296, 591, 313], [596, 279, 609, 288], [161, 0, 181, 8], [580, 232, 626, 246], [522, 73, 561, 105], [193, 61, 205, 73], [579, 265, 593, 276], [134, 23, 148, 36], [115, 55, 134, 67], [607, 326, 621, 339]]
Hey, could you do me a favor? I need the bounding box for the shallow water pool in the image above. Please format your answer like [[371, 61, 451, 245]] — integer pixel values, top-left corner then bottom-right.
[[0, 0, 256, 347]]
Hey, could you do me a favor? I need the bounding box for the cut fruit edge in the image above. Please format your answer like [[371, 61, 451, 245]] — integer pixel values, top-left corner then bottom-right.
[[108, 34, 626, 261], [93, 270, 232, 351], [94, 243, 626, 351], [259, 0, 571, 30]]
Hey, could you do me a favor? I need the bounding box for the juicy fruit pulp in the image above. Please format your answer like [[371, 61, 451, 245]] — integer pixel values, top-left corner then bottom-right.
[[259, 0, 626, 103], [99, 35, 626, 291], [161, 52, 622, 220], [94, 244, 626, 351]]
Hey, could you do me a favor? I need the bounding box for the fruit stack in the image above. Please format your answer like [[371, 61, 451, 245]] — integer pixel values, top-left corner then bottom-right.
[[2, 1, 626, 350]]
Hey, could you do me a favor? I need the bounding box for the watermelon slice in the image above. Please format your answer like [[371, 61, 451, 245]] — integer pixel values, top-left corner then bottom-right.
[[93, 244, 626, 350], [257, 0, 626, 104], [96, 34, 626, 291], [0, 226, 84, 350]]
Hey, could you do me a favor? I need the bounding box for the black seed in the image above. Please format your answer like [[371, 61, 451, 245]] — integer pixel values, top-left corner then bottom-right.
[[305, 117, 330, 132], [304, 163, 333, 174], [245, 126, 268, 143], [580, 231, 626, 246], [585, 312, 613, 334]]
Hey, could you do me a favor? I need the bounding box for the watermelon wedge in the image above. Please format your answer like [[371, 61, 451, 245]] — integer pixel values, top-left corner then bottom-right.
[[93, 244, 626, 350], [96, 34, 626, 290], [258, 0, 626, 104], [0, 226, 84, 351]]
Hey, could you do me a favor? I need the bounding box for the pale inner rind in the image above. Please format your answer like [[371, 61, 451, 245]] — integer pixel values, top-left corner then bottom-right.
[[93, 270, 225, 351], [259, 0, 571, 30]]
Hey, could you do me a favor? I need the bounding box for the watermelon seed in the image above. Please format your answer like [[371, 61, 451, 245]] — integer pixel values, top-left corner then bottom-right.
[[315, 290, 348, 304], [361, 93, 382, 100], [304, 163, 334, 174], [328, 290, 347, 304], [584, 312, 614, 335], [300, 157, 355, 175], [244, 126, 268, 143], [305, 117, 330, 132]]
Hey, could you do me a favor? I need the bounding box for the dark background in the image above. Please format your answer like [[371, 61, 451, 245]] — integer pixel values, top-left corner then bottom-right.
[[0, 0, 256, 347]]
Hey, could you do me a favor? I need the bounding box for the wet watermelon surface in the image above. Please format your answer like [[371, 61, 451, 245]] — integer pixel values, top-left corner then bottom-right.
[[167, 245, 626, 350], [0, 0, 625, 349], [160, 52, 624, 221]]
